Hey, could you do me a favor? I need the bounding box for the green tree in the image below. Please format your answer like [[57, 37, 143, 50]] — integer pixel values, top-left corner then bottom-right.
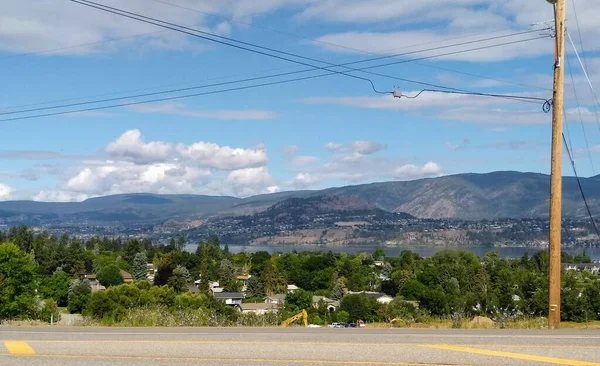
[[219, 259, 237, 291], [132, 252, 148, 281], [168, 265, 192, 293], [98, 264, 124, 287], [246, 276, 265, 298], [67, 278, 91, 314], [0, 243, 37, 320], [123, 239, 142, 266], [331, 277, 348, 301], [336, 310, 350, 323], [285, 289, 313, 313], [261, 260, 287, 296], [39, 270, 70, 307], [339, 294, 380, 322]]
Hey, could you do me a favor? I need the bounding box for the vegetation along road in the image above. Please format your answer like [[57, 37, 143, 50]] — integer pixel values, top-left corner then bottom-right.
[[1, 327, 600, 366]]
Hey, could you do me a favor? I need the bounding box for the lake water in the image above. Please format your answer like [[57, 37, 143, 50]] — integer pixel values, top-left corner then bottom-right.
[[185, 244, 600, 260]]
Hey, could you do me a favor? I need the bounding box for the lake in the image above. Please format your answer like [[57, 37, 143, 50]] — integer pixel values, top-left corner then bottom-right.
[[185, 244, 600, 260]]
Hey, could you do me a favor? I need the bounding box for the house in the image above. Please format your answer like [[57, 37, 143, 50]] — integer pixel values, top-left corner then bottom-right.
[[373, 261, 385, 267], [287, 284, 299, 293], [239, 303, 279, 315], [146, 263, 156, 281], [120, 270, 134, 284], [265, 293, 286, 305], [213, 292, 244, 306], [312, 296, 339, 312], [562, 263, 600, 274]]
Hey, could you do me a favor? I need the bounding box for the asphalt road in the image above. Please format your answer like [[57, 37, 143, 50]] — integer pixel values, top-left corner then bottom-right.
[[1, 326, 600, 365]]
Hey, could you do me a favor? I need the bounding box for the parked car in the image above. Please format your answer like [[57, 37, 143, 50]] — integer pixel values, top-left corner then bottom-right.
[[307, 324, 322, 328], [347, 323, 357, 328], [328, 322, 343, 328]]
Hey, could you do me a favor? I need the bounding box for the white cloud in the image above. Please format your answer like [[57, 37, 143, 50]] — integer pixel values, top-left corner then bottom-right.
[[0, 184, 14, 201], [351, 140, 387, 155], [0, 0, 310, 55], [129, 103, 276, 120], [287, 173, 322, 188], [62, 161, 210, 196], [105, 129, 172, 163], [392, 162, 442, 179], [224, 167, 278, 197], [33, 190, 89, 203], [177, 141, 267, 170], [324, 142, 343, 151]]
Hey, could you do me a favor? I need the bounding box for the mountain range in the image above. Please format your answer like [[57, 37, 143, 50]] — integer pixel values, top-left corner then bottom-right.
[[1, 171, 599, 227]]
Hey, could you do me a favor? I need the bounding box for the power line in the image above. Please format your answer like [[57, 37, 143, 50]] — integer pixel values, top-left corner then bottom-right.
[[566, 31, 600, 128], [566, 50, 595, 174], [0, 36, 552, 123], [561, 132, 600, 238], [2, 28, 549, 115], [0, 34, 551, 121], [72, 0, 551, 99], [148, 0, 550, 92]]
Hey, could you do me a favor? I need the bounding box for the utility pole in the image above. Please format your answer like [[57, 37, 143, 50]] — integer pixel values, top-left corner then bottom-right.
[[547, 0, 566, 330]]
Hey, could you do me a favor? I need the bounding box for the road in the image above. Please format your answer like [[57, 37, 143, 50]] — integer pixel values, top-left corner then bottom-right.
[[1, 327, 600, 365]]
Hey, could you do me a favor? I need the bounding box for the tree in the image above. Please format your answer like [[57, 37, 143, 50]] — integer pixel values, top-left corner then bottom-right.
[[0, 243, 37, 320], [169, 265, 192, 293], [285, 289, 313, 313], [219, 259, 237, 291], [67, 278, 91, 314], [97, 264, 124, 287], [246, 276, 265, 298], [373, 248, 386, 261], [39, 270, 70, 307], [331, 277, 348, 301], [340, 294, 380, 322], [123, 239, 142, 266], [132, 252, 148, 281], [261, 260, 287, 296]]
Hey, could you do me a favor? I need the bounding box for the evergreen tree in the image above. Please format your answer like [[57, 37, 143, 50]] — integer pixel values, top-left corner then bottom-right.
[[169, 265, 192, 293], [261, 260, 287, 296], [219, 259, 237, 290], [132, 252, 148, 281], [331, 276, 348, 301], [246, 276, 265, 298]]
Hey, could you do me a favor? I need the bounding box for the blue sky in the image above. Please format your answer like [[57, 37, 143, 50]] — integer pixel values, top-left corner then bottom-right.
[[1, 0, 599, 201]]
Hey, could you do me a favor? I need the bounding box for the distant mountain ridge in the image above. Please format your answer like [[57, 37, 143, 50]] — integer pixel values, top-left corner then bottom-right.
[[0, 171, 599, 226]]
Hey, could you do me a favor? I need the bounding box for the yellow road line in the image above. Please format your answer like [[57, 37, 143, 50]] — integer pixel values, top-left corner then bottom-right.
[[4, 341, 35, 355], [421, 344, 600, 366], [0, 353, 455, 365]]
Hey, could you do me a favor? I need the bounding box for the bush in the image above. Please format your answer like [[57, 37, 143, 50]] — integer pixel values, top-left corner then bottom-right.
[[67, 279, 91, 314], [37, 299, 61, 323]]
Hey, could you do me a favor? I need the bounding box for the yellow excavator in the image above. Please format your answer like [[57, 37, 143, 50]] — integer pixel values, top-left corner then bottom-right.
[[281, 309, 308, 327]]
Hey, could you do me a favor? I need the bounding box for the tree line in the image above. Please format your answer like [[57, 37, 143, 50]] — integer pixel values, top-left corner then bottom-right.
[[1, 225, 599, 326]]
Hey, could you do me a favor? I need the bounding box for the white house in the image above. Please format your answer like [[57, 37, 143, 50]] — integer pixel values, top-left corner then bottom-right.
[[287, 284, 299, 293]]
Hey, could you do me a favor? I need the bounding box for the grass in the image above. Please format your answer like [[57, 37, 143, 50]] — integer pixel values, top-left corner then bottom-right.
[[373, 317, 600, 330]]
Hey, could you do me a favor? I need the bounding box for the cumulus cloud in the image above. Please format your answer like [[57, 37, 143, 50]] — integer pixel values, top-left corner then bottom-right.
[[392, 162, 442, 179], [105, 129, 171, 163], [287, 173, 322, 188], [177, 142, 267, 170], [224, 167, 279, 197], [0, 183, 14, 201]]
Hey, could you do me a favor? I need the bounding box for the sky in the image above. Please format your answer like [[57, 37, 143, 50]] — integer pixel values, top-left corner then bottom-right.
[[1, 0, 600, 202]]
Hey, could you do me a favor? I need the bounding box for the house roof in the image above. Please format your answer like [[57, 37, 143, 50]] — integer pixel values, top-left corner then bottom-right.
[[236, 275, 251, 280], [240, 303, 278, 311], [120, 270, 133, 280], [188, 285, 200, 294], [312, 296, 339, 307], [287, 284, 299, 290], [268, 293, 287, 301], [214, 292, 244, 299]]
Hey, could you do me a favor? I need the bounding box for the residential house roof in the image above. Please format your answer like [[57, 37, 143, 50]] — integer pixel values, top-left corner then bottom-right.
[[214, 292, 244, 299], [287, 284, 299, 291], [240, 303, 278, 311], [312, 296, 340, 307], [188, 285, 200, 294], [120, 270, 133, 281], [267, 293, 287, 301], [236, 275, 251, 281]]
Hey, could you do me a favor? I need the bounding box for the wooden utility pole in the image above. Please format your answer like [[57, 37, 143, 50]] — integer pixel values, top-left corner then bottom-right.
[[548, 0, 566, 330]]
